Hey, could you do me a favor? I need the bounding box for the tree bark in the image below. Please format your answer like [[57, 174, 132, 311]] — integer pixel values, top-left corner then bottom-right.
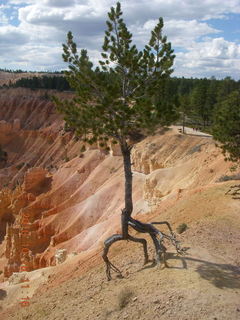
[[102, 139, 185, 280], [182, 113, 185, 134], [120, 140, 133, 239], [121, 140, 133, 215]]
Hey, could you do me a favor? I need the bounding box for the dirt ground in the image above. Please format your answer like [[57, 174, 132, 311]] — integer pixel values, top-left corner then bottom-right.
[[1, 182, 239, 320]]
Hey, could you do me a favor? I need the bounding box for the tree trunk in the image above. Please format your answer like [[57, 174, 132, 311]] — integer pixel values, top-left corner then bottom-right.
[[102, 139, 185, 280], [182, 112, 185, 134], [120, 140, 133, 239]]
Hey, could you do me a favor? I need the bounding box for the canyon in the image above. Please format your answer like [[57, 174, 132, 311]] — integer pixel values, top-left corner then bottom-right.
[[0, 87, 239, 319]]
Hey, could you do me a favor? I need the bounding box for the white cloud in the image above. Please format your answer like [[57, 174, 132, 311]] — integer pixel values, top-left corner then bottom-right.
[[131, 19, 220, 48], [174, 38, 240, 78], [0, 25, 28, 47], [0, 12, 9, 25], [7, 0, 240, 21], [121, 0, 240, 22], [8, 1, 36, 4], [0, 0, 240, 78], [1, 42, 63, 70], [42, 0, 76, 7], [0, 5, 10, 25], [19, 5, 65, 24], [184, 38, 240, 63], [165, 20, 220, 47]]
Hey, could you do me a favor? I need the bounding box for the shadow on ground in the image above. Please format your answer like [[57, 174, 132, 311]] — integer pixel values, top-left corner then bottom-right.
[[196, 263, 240, 289], [0, 289, 7, 300], [167, 253, 240, 289]]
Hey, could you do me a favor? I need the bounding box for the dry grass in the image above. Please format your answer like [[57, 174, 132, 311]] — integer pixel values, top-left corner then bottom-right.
[[176, 223, 188, 234], [117, 287, 134, 310]]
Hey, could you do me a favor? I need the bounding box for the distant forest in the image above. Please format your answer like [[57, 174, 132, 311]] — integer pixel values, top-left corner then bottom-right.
[[6, 75, 71, 91], [1, 73, 240, 131], [0, 68, 63, 74]]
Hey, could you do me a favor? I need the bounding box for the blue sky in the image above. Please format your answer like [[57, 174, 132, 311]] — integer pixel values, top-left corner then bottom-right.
[[0, 0, 240, 79], [209, 14, 240, 43]]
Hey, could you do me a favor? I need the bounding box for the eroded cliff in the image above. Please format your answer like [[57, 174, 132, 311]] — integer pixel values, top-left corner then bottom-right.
[[0, 88, 235, 283]]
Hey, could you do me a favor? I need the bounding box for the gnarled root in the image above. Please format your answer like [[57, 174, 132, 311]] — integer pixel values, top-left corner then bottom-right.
[[102, 233, 149, 280], [102, 234, 123, 281], [102, 217, 185, 280], [150, 233, 168, 268]]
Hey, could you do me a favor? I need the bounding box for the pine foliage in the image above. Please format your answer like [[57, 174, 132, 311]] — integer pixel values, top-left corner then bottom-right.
[[54, 2, 177, 146], [212, 90, 240, 162]]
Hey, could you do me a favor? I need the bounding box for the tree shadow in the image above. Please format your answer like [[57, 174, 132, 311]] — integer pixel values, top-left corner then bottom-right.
[[138, 260, 157, 271], [0, 289, 7, 300], [196, 263, 240, 289], [138, 253, 188, 272], [167, 254, 240, 289], [165, 252, 188, 270]]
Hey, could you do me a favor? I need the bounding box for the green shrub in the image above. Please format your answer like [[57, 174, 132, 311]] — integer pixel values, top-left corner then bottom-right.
[[176, 223, 188, 234], [16, 162, 25, 170], [80, 145, 86, 153], [0, 145, 7, 162], [110, 167, 118, 174]]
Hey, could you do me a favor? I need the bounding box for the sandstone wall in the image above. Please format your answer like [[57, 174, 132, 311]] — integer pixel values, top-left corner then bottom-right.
[[0, 88, 235, 280]]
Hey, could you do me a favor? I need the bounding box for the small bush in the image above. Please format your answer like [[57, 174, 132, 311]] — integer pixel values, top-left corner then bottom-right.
[[110, 167, 117, 174], [80, 145, 86, 153], [16, 162, 25, 170], [176, 223, 188, 234], [0, 145, 7, 162], [217, 174, 240, 182], [73, 136, 79, 142], [118, 287, 133, 309], [230, 165, 238, 172]]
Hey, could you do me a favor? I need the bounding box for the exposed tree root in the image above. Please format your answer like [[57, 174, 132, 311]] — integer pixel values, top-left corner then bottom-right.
[[102, 143, 187, 280], [102, 215, 186, 280]]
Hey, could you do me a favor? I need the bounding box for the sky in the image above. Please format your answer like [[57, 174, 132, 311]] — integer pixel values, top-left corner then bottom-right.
[[0, 0, 240, 79]]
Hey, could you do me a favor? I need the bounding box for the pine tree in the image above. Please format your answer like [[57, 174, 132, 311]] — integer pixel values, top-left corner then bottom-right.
[[212, 90, 240, 163], [204, 78, 217, 125], [191, 78, 209, 128], [216, 77, 238, 103], [179, 94, 191, 133], [54, 2, 183, 280]]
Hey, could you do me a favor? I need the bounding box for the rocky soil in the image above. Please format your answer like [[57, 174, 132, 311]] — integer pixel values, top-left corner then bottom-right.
[[1, 182, 240, 320]]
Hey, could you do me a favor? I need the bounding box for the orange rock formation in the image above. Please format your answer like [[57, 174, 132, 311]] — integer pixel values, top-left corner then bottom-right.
[[0, 88, 235, 281]]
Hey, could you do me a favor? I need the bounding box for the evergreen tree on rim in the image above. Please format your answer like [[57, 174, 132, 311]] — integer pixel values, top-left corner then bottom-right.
[[212, 90, 240, 163], [54, 2, 185, 280]]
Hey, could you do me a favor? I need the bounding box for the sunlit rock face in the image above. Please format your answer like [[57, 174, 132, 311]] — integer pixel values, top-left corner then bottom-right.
[[55, 249, 67, 265], [0, 88, 234, 280]]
